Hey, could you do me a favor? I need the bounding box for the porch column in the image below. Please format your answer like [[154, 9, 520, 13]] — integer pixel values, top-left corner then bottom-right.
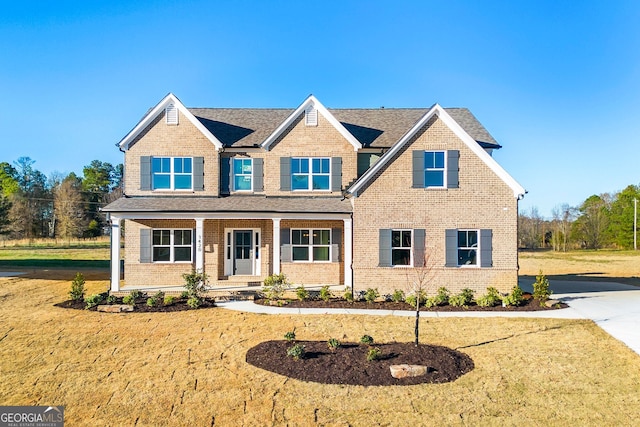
[[343, 217, 353, 289], [272, 218, 281, 274], [110, 216, 122, 292], [195, 218, 204, 272]]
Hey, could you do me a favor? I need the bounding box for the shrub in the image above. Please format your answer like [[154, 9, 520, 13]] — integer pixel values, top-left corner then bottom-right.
[[360, 335, 374, 345], [69, 272, 85, 301], [153, 291, 165, 302], [450, 288, 475, 307], [295, 286, 309, 301], [327, 338, 341, 350], [284, 331, 296, 342], [434, 287, 450, 305], [180, 291, 189, 299], [405, 290, 427, 308], [366, 347, 381, 361], [533, 270, 553, 305], [476, 287, 501, 307], [391, 289, 405, 303], [343, 287, 354, 302], [84, 294, 103, 309], [287, 344, 305, 361], [187, 297, 201, 309], [146, 297, 157, 307], [183, 269, 208, 309], [502, 285, 524, 307], [319, 285, 331, 302], [262, 273, 288, 301], [163, 295, 176, 306], [106, 294, 117, 304], [123, 294, 135, 305], [364, 288, 379, 304]]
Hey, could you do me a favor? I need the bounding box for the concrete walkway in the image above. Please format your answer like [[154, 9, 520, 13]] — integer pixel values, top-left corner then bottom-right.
[[218, 278, 640, 356]]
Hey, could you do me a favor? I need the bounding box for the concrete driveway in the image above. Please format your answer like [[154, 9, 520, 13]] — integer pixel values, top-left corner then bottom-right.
[[519, 278, 640, 356]]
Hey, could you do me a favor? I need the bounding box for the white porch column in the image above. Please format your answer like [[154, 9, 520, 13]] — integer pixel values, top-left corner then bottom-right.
[[272, 218, 281, 274], [195, 218, 204, 272], [110, 216, 122, 292], [343, 217, 353, 289]]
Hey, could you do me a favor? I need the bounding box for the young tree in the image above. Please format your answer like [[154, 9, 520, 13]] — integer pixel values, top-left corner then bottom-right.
[[406, 244, 437, 346]]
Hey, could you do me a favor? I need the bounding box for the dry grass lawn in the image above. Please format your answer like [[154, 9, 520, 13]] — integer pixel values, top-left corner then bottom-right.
[[1, 270, 640, 426]]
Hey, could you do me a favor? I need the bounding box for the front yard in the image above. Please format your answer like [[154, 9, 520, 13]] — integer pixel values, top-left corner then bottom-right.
[[1, 269, 640, 425]]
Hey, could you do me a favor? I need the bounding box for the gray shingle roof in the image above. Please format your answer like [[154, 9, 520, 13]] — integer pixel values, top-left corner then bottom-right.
[[189, 107, 499, 149], [103, 196, 352, 214]]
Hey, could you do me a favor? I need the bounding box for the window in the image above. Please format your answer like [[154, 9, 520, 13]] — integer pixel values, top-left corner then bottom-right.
[[233, 158, 253, 191], [291, 158, 330, 191], [152, 229, 192, 262], [152, 157, 192, 190], [291, 229, 331, 262], [392, 230, 412, 266], [424, 151, 445, 188], [457, 230, 478, 266]]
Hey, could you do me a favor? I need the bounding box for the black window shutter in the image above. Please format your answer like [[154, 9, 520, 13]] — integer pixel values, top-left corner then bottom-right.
[[140, 229, 151, 263], [378, 229, 392, 267], [447, 150, 460, 189], [412, 151, 424, 188], [280, 157, 291, 191], [445, 229, 458, 267], [140, 156, 151, 190], [480, 229, 493, 267], [193, 157, 204, 191], [280, 227, 291, 262], [413, 229, 425, 267], [220, 157, 231, 195], [253, 158, 264, 192], [331, 157, 342, 192], [331, 228, 341, 262]]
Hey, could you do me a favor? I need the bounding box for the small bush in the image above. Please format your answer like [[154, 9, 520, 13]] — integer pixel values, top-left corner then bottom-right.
[[366, 347, 381, 361], [84, 294, 103, 310], [405, 290, 427, 308], [146, 297, 157, 307], [295, 286, 309, 301], [183, 269, 208, 301], [69, 272, 85, 301], [106, 294, 117, 304], [502, 285, 524, 307], [153, 291, 165, 301], [163, 295, 176, 306], [391, 289, 405, 303], [327, 338, 341, 350], [187, 297, 202, 309], [343, 287, 354, 302], [123, 294, 135, 305], [450, 288, 475, 307], [360, 335, 374, 345], [180, 291, 189, 299], [287, 344, 305, 360], [476, 287, 501, 307], [284, 331, 296, 342], [533, 270, 552, 305], [129, 290, 143, 300], [262, 273, 288, 301], [319, 285, 331, 302], [434, 287, 450, 305], [364, 288, 380, 303]]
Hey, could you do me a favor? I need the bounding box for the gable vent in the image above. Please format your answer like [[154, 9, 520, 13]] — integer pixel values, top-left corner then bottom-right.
[[305, 106, 318, 126], [166, 103, 178, 125]]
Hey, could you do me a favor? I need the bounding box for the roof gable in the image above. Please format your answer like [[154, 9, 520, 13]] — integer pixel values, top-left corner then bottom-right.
[[347, 104, 525, 198], [260, 95, 362, 152], [118, 93, 223, 151]]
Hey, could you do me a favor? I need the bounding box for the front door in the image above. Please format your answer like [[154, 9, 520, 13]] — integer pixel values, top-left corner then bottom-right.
[[233, 230, 253, 275]]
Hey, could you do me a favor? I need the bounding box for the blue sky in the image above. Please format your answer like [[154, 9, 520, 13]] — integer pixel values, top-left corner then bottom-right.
[[2, 0, 638, 218]]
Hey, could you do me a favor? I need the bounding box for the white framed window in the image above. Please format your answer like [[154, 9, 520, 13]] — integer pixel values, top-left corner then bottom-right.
[[457, 230, 478, 266], [152, 157, 193, 190], [233, 158, 253, 191], [424, 151, 446, 188], [391, 229, 412, 266], [291, 157, 330, 191], [152, 229, 193, 262], [291, 229, 331, 262]]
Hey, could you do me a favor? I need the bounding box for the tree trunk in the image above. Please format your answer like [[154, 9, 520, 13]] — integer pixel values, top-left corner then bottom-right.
[[414, 298, 420, 346]]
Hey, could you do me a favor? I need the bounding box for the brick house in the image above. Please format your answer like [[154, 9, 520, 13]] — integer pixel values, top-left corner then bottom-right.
[[103, 93, 525, 295]]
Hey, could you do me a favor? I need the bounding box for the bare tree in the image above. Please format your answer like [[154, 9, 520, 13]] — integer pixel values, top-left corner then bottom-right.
[[406, 245, 438, 346], [54, 175, 85, 241]]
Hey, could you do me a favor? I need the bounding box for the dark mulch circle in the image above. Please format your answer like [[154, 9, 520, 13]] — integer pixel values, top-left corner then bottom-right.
[[54, 296, 216, 312], [246, 340, 474, 386]]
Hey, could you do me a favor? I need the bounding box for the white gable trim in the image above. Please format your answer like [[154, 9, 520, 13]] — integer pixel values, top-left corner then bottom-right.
[[261, 95, 362, 152], [347, 104, 526, 198], [118, 93, 223, 151]]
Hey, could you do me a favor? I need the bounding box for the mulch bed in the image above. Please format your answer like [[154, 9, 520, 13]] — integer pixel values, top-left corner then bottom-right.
[[54, 296, 216, 312], [255, 293, 567, 311], [246, 340, 474, 386]]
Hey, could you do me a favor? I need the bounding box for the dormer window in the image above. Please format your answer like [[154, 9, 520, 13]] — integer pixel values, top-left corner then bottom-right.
[[305, 106, 318, 126], [166, 103, 178, 125]]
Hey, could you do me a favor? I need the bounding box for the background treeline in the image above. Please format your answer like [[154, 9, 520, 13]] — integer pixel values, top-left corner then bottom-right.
[[519, 184, 640, 250], [0, 157, 122, 240]]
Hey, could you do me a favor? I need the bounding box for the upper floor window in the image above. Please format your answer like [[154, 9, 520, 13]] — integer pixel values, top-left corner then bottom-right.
[[152, 157, 192, 190], [152, 229, 192, 262], [391, 229, 412, 266], [291, 157, 330, 191], [291, 228, 331, 262], [457, 230, 478, 266], [233, 158, 253, 191], [424, 151, 445, 188]]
